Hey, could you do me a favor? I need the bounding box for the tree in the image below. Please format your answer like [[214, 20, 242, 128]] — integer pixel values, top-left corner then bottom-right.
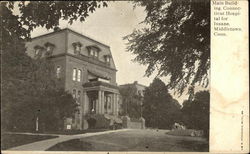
[[1, 53, 79, 131], [143, 78, 181, 129], [119, 85, 142, 118], [1, 1, 107, 131], [124, 0, 210, 95], [1, 18, 34, 130], [1, 1, 108, 40], [181, 90, 210, 138], [27, 58, 78, 131], [39, 89, 78, 131]]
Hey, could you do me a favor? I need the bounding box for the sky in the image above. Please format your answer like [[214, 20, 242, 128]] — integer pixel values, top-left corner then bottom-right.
[[29, 1, 203, 103]]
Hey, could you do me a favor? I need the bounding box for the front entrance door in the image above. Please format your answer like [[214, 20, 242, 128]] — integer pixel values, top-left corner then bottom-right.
[[89, 98, 96, 114]]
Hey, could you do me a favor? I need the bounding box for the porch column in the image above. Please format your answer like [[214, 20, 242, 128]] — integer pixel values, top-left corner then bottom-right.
[[114, 93, 119, 115], [101, 91, 105, 114], [112, 93, 115, 114], [98, 90, 102, 114], [82, 91, 87, 115]]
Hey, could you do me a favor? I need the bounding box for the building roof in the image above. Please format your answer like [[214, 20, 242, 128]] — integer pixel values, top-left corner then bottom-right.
[[50, 53, 117, 71], [119, 81, 147, 88], [31, 28, 110, 48]]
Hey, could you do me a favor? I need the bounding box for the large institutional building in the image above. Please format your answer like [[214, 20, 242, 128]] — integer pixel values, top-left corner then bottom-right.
[[120, 81, 147, 98], [119, 81, 147, 116], [26, 28, 121, 130]]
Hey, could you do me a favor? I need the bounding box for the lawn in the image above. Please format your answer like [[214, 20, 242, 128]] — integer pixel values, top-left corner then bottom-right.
[[46, 129, 209, 152], [1, 134, 58, 150], [166, 129, 203, 136], [47, 139, 93, 151]]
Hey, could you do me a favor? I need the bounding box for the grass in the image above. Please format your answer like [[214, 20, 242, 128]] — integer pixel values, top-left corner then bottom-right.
[[47, 139, 93, 151], [46, 129, 209, 152], [1, 134, 58, 150]]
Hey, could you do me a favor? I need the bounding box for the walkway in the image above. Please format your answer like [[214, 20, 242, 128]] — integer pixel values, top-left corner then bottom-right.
[[6, 129, 130, 151]]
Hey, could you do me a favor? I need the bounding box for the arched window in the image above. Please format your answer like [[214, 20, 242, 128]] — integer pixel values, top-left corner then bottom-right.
[[56, 66, 61, 78], [72, 68, 77, 81], [77, 69, 82, 82]]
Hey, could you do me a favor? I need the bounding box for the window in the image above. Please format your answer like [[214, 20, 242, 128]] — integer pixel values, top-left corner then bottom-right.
[[46, 46, 51, 52], [72, 89, 76, 99], [73, 68, 77, 81], [106, 57, 110, 63], [34, 45, 44, 58], [56, 66, 61, 78], [77, 90, 81, 104], [104, 55, 111, 64], [44, 42, 55, 56], [72, 42, 82, 55], [35, 49, 40, 55], [94, 50, 98, 57], [90, 49, 94, 56], [87, 46, 100, 58], [138, 90, 142, 96], [75, 46, 81, 52], [89, 48, 98, 57], [77, 69, 82, 82]]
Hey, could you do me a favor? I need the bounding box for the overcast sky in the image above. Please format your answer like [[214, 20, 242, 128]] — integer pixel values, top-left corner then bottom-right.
[[30, 1, 198, 103]]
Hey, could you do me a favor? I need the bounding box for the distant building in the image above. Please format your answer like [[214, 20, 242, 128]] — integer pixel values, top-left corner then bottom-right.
[[25, 28, 121, 130], [119, 81, 147, 129], [119, 81, 147, 97], [119, 81, 147, 116]]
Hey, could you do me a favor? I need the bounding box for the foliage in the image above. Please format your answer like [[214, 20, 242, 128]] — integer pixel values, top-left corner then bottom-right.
[[1, 1, 108, 39], [181, 90, 210, 138], [1, 1, 106, 131], [124, 0, 210, 95], [39, 89, 78, 131], [1, 52, 78, 131], [142, 78, 181, 129], [119, 84, 142, 118]]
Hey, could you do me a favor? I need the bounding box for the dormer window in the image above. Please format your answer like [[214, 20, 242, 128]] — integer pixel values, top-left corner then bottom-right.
[[72, 42, 82, 55], [34, 45, 44, 58], [44, 42, 55, 57], [104, 55, 111, 64], [87, 45, 101, 58]]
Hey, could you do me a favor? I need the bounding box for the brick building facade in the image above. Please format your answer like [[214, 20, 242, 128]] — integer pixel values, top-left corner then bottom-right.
[[26, 28, 121, 130]]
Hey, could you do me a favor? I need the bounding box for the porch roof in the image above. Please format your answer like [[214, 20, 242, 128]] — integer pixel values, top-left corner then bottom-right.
[[87, 70, 110, 80], [82, 81, 119, 90]]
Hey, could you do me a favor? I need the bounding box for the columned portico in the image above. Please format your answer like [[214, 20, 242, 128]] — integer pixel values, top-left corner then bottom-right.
[[81, 81, 120, 129], [83, 82, 119, 113]]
